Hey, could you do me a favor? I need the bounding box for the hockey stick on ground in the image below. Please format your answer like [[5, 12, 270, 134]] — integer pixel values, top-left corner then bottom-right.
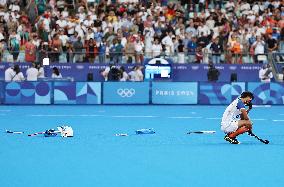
[[187, 131, 216, 134], [28, 130, 61, 137], [28, 132, 45, 136], [248, 131, 269, 144], [6, 130, 24, 134]]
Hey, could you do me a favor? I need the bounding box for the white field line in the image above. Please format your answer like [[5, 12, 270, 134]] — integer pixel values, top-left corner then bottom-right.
[[251, 118, 267, 121], [205, 117, 221, 120], [111, 115, 158, 118], [252, 105, 272, 108], [28, 114, 104, 117], [272, 120, 284, 122], [168, 116, 202, 119]]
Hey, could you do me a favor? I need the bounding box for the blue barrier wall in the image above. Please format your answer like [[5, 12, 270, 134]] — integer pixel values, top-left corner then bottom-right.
[[248, 82, 284, 105], [199, 82, 246, 104], [5, 82, 51, 104], [0, 63, 263, 82], [1, 81, 283, 105], [54, 82, 101, 104]]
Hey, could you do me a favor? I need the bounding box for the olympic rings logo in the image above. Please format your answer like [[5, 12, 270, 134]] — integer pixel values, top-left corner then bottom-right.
[[117, 88, 136, 97]]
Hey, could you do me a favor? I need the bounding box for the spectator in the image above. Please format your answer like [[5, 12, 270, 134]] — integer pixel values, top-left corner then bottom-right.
[[0, 0, 283, 66], [210, 37, 222, 64], [4, 65, 14, 82], [187, 36, 197, 63], [85, 38, 98, 63], [26, 63, 39, 81], [9, 31, 20, 62], [252, 35, 266, 63], [151, 38, 162, 58], [207, 63, 220, 82], [161, 31, 174, 56], [49, 34, 62, 63], [119, 66, 129, 81], [177, 39, 185, 63], [230, 37, 243, 64], [112, 39, 124, 64], [128, 65, 144, 81], [124, 37, 135, 63], [98, 40, 106, 64], [266, 33, 278, 62], [11, 64, 25, 81], [259, 64, 273, 83], [73, 36, 84, 63], [36, 63, 45, 78], [134, 37, 144, 63], [51, 67, 62, 78], [25, 38, 37, 63], [35, 0, 47, 15], [107, 65, 121, 81]]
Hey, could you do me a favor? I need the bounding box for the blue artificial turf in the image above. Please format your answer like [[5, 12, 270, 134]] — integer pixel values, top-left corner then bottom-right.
[[0, 105, 283, 187]]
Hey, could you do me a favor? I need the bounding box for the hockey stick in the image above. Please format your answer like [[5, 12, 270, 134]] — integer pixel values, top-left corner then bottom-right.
[[187, 131, 216, 134], [248, 131, 269, 144], [28, 130, 61, 137], [6, 130, 24, 134], [28, 132, 45, 136]]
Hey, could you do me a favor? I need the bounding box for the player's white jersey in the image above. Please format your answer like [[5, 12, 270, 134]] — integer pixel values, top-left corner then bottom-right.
[[221, 98, 246, 123]]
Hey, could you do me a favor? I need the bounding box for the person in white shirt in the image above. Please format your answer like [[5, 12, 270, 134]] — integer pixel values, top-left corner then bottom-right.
[[26, 63, 39, 81], [151, 38, 162, 58], [4, 66, 14, 82], [134, 38, 144, 63], [51, 67, 62, 78], [161, 32, 174, 56], [56, 16, 67, 29], [259, 64, 273, 82], [119, 66, 129, 81], [129, 66, 144, 81], [221, 91, 254, 144], [11, 65, 25, 81], [37, 65, 45, 78], [252, 36, 266, 63]]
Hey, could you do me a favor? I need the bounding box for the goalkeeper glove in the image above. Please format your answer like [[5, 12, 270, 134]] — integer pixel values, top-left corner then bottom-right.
[[246, 102, 252, 110]]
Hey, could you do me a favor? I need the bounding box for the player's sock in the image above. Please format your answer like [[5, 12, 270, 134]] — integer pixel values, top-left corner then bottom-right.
[[229, 126, 250, 139]]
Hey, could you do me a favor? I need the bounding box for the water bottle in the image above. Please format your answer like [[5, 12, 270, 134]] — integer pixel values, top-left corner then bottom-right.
[[135, 128, 155, 135]]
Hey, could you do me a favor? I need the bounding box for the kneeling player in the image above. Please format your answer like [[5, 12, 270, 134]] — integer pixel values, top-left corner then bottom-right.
[[221, 91, 254, 144]]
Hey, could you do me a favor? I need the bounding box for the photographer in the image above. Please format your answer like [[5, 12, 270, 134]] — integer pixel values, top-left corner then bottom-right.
[[259, 64, 273, 83], [107, 65, 122, 81], [207, 63, 220, 82]]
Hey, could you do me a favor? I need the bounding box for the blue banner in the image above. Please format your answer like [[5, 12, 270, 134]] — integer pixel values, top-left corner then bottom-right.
[[0, 63, 263, 82], [152, 82, 197, 104], [199, 82, 246, 104], [173, 64, 262, 82], [5, 82, 51, 104], [103, 82, 150, 104], [248, 82, 284, 105]]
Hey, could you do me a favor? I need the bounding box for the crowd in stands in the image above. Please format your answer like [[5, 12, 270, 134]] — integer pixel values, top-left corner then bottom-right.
[[0, 0, 283, 64]]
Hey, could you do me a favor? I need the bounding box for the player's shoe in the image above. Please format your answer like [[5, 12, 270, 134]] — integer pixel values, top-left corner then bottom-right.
[[224, 135, 240, 144]]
